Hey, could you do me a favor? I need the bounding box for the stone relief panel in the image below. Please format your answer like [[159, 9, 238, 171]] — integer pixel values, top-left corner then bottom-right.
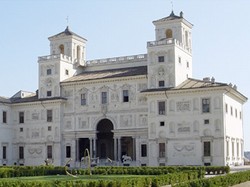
[[31, 128, 40, 139], [169, 100, 175, 111], [137, 83, 147, 91], [177, 122, 190, 134], [79, 120, 89, 129], [150, 101, 155, 114], [65, 121, 72, 130], [214, 97, 220, 109], [193, 98, 199, 111], [32, 111, 40, 120], [150, 75, 156, 88], [173, 143, 196, 157], [150, 122, 156, 135], [139, 114, 148, 127], [27, 146, 43, 158], [159, 130, 166, 139], [111, 91, 119, 102], [169, 122, 175, 134], [120, 115, 132, 127], [203, 129, 212, 136], [176, 101, 191, 112], [26, 128, 30, 138], [215, 119, 221, 132], [193, 120, 199, 133], [138, 96, 147, 105]]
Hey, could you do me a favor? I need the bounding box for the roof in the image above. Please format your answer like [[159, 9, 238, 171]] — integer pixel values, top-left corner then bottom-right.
[[62, 66, 147, 83], [0, 96, 11, 104], [9, 95, 67, 104], [48, 26, 87, 41], [153, 11, 193, 26], [141, 78, 228, 93]]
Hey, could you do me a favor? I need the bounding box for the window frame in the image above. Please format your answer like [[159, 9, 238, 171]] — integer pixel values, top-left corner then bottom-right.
[[2, 111, 7, 123], [158, 101, 166, 115], [47, 110, 53, 122], [158, 80, 165, 87], [159, 143, 165, 158], [141, 144, 147, 157], [66, 146, 71, 158], [123, 90, 129, 102], [203, 141, 211, 157], [19, 111, 24, 124], [81, 93, 87, 106], [47, 68, 52, 75], [101, 92, 108, 104], [158, 56, 165, 63], [19, 146, 24, 159], [2, 146, 6, 159], [47, 145, 53, 159], [202, 98, 210, 113]]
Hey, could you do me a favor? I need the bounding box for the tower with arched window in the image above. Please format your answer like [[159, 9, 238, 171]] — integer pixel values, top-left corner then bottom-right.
[[38, 26, 87, 99], [147, 11, 193, 89]]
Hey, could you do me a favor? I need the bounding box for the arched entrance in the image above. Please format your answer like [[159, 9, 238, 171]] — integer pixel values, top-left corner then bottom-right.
[[96, 119, 114, 160]]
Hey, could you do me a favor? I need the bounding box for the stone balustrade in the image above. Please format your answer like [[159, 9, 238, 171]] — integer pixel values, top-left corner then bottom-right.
[[86, 54, 147, 66], [147, 38, 192, 53]]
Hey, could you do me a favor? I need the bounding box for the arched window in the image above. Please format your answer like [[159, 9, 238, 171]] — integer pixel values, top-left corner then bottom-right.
[[166, 29, 173, 39], [59, 44, 64, 55]]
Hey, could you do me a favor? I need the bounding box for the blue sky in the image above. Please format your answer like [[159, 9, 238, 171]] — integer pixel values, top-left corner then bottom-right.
[[0, 0, 250, 150]]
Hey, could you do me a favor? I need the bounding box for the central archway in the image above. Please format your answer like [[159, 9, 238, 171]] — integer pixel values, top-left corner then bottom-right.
[[96, 119, 114, 159]]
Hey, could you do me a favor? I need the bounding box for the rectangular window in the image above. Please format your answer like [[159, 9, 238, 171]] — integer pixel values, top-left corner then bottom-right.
[[47, 69, 52, 75], [48, 126, 52, 131], [158, 101, 166, 115], [47, 91, 52, 97], [19, 146, 24, 159], [178, 57, 181, 63], [186, 61, 189, 68], [160, 121, 165, 126], [123, 90, 129, 102], [101, 92, 107, 104], [20, 128, 23, 132], [158, 56, 165, 62], [66, 146, 71, 158], [19, 112, 24, 124], [81, 93, 86, 106], [2, 111, 7, 123], [141, 144, 147, 157], [225, 104, 228, 113], [202, 98, 210, 113], [47, 145, 52, 159], [204, 119, 209, 124], [159, 143, 165, 158], [235, 109, 237, 118], [158, 80, 165, 87], [204, 141, 211, 156], [47, 110, 53, 122], [231, 106, 233, 116], [2, 146, 6, 159]]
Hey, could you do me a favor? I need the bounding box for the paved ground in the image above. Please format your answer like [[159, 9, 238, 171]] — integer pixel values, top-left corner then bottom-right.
[[231, 181, 250, 187]]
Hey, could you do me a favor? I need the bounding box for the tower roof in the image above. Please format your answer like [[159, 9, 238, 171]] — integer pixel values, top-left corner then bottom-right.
[[48, 26, 87, 41], [153, 11, 193, 27]]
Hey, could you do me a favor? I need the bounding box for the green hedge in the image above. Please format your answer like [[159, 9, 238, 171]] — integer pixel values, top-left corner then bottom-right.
[[173, 170, 250, 187]]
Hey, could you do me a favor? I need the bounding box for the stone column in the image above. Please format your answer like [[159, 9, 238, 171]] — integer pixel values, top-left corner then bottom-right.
[[93, 138, 96, 158], [75, 138, 79, 162], [118, 137, 121, 162], [114, 138, 117, 161], [89, 138, 93, 158], [133, 137, 136, 161]]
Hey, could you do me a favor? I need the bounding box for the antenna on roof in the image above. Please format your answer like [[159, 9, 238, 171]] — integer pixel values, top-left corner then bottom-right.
[[66, 16, 69, 27], [171, 0, 174, 12]]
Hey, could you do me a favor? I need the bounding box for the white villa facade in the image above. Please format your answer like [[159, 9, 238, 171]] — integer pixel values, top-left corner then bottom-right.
[[0, 11, 247, 167]]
